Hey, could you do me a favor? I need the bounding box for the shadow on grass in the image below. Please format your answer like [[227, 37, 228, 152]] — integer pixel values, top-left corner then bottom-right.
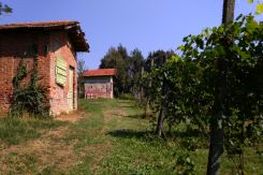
[[117, 104, 136, 109], [108, 128, 206, 140], [107, 129, 153, 140], [117, 99, 142, 108], [108, 128, 208, 149], [124, 114, 146, 119]]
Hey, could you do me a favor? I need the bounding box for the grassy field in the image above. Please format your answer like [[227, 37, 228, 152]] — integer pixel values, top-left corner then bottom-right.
[[0, 99, 262, 174]]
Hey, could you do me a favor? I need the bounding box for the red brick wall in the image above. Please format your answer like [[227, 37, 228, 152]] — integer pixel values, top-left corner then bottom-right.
[[48, 31, 78, 115], [0, 31, 50, 113], [0, 30, 78, 115], [0, 57, 14, 112]]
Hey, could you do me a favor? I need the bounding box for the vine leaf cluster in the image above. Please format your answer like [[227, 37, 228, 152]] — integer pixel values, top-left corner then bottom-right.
[[142, 15, 263, 174]]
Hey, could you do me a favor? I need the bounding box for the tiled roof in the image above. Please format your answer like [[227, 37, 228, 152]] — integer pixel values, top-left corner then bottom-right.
[[83, 68, 117, 77], [0, 21, 89, 52], [0, 21, 77, 29]]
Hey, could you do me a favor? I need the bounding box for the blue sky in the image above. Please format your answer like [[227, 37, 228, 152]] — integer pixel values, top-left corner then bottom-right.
[[0, 0, 262, 69]]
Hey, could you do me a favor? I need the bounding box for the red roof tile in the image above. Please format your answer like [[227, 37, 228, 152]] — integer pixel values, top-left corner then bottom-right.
[[0, 21, 77, 29], [83, 68, 117, 77], [0, 21, 89, 52]]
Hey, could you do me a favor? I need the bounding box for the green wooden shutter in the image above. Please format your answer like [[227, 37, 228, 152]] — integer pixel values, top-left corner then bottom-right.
[[56, 56, 67, 86]]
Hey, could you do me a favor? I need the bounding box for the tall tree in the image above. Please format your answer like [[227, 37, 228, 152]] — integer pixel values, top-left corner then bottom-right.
[[100, 45, 129, 96], [0, 2, 12, 15], [128, 49, 144, 95], [207, 0, 235, 175], [100, 45, 145, 96], [77, 58, 87, 98]]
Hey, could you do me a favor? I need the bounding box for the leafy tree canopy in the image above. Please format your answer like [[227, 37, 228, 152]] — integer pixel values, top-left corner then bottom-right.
[[142, 14, 263, 173], [0, 2, 12, 15], [100, 45, 144, 96]]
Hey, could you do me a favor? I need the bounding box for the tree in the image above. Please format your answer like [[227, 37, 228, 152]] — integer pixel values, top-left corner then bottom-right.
[[0, 2, 12, 15], [100, 46, 145, 97], [128, 49, 144, 96], [144, 50, 174, 71], [100, 45, 130, 96], [142, 50, 177, 134], [207, 1, 235, 175], [77, 58, 87, 98]]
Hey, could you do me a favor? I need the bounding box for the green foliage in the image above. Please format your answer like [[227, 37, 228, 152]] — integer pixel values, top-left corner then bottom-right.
[[256, 3, 263, 14], [9, 59, 50, 118], [143, 14, 263, 173], [141, 50, 177, 119], [143, 55, 211, 134], [77, 58, 87, 98], [128, 49, 145, 95], [175, 152, 195, 175], [0, 2, 12, 15], [100, 45, 130, 96], [181, 14, 263, 152], [100, 45, 144, 96]]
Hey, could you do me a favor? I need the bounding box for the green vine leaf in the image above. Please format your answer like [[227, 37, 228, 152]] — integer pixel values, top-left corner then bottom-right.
[[256, 3, 263, 14]]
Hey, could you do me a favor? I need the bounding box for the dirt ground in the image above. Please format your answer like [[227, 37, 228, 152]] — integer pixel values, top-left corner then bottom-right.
[[0, 110, 86, 174], [55, 110, 86, 123]]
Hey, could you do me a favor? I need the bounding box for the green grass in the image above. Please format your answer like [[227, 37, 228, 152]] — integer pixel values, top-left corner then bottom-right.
[[2, 152, 39, 174], [65, 99, 121, 174], [0, 117, 65, 145], [94, 100, 194, 175], [0, 99, 262, 174], [76, 99, 262, 175]]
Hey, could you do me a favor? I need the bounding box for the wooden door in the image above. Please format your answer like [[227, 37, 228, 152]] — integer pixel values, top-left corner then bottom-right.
[[68, 68, 74, 111]]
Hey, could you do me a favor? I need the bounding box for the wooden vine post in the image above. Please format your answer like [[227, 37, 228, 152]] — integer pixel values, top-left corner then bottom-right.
[[206, 0, 235, 175]]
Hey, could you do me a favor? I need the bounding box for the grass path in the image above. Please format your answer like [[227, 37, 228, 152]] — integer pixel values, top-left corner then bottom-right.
[[0, 99, 262, 175], [68, 99, 149, 175], [0, 99, 148, 174]]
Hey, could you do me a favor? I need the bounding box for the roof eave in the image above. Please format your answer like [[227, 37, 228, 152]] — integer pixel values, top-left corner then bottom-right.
[[0, 21, 89, 52]]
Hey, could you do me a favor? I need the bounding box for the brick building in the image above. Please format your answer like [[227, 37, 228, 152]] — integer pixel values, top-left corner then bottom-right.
[[0, 21, 89, 115], [83, 69, 116, 99]]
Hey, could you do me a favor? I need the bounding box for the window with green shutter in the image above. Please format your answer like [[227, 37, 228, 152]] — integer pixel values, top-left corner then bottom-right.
[[56, 56, 67, 86]]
